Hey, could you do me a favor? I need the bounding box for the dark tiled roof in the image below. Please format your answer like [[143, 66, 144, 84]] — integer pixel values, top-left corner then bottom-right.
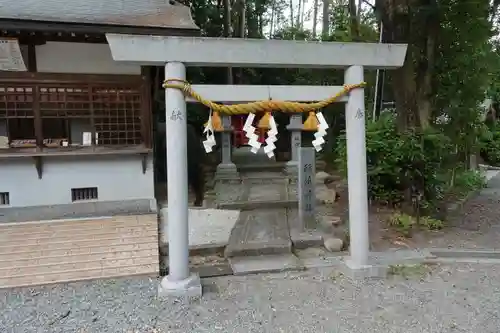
[[0, 0, 199, 30]]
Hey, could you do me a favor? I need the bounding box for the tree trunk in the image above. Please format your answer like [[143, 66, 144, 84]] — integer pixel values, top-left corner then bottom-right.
[[312, 0, 319, 38], [322, 0, 331, 39], [224, 0, 233, 84], [348, 0, 360, 40], [376, 0, 438, 130], [269, 0, 276, 37], [297, 0, 302, 29], [237, 0, 246, 83]]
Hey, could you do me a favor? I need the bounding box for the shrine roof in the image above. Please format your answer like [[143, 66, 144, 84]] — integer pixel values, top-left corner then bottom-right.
[[0, 0, 199, 35]]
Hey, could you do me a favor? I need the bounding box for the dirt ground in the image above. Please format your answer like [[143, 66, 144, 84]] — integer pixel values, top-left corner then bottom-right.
[[319, 176, 500, 251]]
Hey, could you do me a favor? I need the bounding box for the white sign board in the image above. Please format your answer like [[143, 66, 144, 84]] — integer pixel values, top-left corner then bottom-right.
[[0, 39, 27, 71]]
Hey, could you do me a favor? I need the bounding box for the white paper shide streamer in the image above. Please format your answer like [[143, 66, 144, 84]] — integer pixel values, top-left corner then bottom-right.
[[263, 114, 278, 158], [202, 110, 217, 153], [243, 113, 261, 154], [312, 112, 329, 152]]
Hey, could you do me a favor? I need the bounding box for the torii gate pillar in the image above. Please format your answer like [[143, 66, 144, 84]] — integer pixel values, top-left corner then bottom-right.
[[158, 62, 202, 298]]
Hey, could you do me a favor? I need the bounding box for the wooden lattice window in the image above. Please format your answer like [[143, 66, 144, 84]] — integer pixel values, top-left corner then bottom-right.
[[0, 73, 150, 149]]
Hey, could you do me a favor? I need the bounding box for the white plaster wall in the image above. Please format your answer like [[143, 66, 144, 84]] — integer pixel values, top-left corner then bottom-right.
[[0, 155, 155, 207], [36, 42, 141, 75]]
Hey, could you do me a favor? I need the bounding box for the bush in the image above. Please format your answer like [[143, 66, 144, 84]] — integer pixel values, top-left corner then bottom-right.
[[479, 122, 500, 166], [451, 169, 486, 198], [335, 113, 453, 210]]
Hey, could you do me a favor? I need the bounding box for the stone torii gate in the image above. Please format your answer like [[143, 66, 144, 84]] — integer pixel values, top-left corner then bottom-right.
[[107, 34, 407, 298]]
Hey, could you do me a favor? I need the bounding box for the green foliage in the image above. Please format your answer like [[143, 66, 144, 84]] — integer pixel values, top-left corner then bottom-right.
[[480, 123, 500, 166], [335, 113, 452, 208], [387, 212, 444, 236], [452, 169, 487, 195], [388, 212, 415, 236], [420, 216, 444, 231]]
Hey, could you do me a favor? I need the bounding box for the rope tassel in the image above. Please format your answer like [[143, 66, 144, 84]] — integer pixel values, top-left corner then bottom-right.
[[204, 111, 223, 132], [303, 111, 319, 131], [258, 111, 272, 130]]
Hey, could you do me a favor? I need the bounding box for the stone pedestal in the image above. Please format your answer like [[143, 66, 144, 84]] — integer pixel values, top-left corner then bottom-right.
[[215, 115, 239, 180]]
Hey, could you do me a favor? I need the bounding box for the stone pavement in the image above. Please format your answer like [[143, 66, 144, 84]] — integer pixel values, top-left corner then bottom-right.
[[216, 169, 328, 258], [2, 262, 499, 333]]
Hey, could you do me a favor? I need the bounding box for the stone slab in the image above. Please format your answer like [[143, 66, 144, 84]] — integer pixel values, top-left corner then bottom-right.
[[225, 208, 292, 257], [191, 262, 234, 278], [160, 208, 240, 248], [247, 184, 282, 201], [429, 248, 500, 259], [217, 200, 298, 210], [300, 255, 344, 269], [290, 229, 324, 250], [369, 249, 435, 265], [215, 182, 246, 204], [229, 254, 304, 275]]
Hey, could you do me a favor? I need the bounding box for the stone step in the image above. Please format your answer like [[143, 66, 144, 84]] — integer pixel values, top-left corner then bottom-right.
[[229, 254, 304, 275], [236, 163, 287, 173], [217, 199, 297, 210], [224, 209, 292, 257]]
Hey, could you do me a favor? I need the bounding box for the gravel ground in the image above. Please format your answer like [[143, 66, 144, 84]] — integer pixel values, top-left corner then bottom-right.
[[409, 174, 500, 250], [2, 262, 500, 333]]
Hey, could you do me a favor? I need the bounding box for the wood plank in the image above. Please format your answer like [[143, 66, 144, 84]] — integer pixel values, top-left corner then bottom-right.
[[0, 215, 159, 288], [0, 235, 158, 254], [0, 225, 158, 241], [0, 264, 158, 289], [0, 248, 158, 267], [0, 242, 158, 261]]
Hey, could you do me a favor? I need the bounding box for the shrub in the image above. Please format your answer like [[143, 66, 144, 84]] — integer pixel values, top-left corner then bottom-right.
[[479, 122, 500, 166], [335, 113, 453, 210]]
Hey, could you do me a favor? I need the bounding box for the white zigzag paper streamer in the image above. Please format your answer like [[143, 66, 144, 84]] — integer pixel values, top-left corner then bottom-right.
[[202, 111, 217, 153], [263, 115, 278, 158], [312, 111, 329, 152], [243, 113, 261, 154]]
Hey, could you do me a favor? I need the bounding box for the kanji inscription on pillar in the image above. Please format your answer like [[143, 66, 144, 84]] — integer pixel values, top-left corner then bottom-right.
[[298, 147, 316, 229]]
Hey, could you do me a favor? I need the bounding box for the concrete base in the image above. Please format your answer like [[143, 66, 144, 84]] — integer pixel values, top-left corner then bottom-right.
[[340, 259, 388, 280], [215, 163, 239, 180], [158, 273, 202, 298], [290, 229, 324, 250]]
